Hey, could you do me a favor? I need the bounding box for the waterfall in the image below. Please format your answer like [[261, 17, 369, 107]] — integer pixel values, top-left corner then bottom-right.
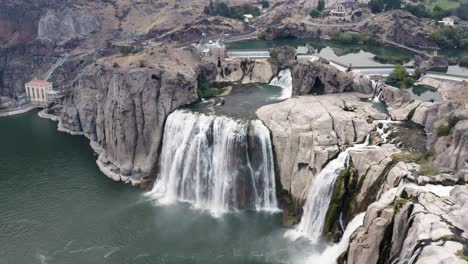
[[286, 136, 370, 242], [149, 110, 278, 216], [307, 213, 365, 264], [270, 69, 292, 99]]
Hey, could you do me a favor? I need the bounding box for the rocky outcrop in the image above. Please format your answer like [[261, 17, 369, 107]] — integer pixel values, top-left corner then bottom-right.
[[381, 83, 468, 173], [37, 9, 100, 44], [358, 10, 438, 49], [343, 185, 468, 264], [217, 59, 275, 84], [380, 84, 419, 121], [58, 62, 200, 185], [290, 61, 373, 96], [256, 93, 383, 201], [413, 55, 449, 72]]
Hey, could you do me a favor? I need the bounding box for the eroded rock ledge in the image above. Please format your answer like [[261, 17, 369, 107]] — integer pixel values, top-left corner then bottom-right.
[[290, 61, 373, 96], [257, 93, 384, 202], [343, 185, 468, 264]]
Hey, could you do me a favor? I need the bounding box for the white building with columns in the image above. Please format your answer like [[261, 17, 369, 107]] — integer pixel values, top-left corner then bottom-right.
[[25, 79, 52, 104]]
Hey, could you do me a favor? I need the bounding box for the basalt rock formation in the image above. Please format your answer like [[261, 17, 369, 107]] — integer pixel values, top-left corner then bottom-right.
[[380, 83, 468, 173], [55, 48, 214, 185], [343, 185, 468, 264], [216, 58, 276, 84], [357, 10, 438, 49], [290, 61, 373, 96], [257, 93, 384, 202]]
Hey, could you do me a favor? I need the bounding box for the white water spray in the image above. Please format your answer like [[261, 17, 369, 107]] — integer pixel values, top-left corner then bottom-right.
[[270, 69, 292, 99], [149, 110, 278, 216]]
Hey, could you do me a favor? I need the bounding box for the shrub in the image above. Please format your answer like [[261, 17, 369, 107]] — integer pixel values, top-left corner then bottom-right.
[[386, 64, 415, 88], [139, 60, 146, 68], [317, 0, 325, 11], [261, 0, 269, 8], [112, 62, 120, 68], [373, 55, 409, 64], [436, 115, 465, 137], [460, 55, 468, 68], [310, 9, 321, 18], [197, 80, 228, 98], [330, 32, 369, 44]]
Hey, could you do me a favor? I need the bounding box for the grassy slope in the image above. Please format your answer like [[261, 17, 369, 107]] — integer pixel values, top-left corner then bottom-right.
[[422, 0, 468, 10]]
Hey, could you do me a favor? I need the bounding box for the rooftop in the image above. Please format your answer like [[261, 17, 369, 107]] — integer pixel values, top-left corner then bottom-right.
[[26, 80, 51, 86]]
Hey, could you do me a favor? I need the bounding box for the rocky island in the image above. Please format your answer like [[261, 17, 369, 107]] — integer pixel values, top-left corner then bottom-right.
[[0, 0, 467, 263]]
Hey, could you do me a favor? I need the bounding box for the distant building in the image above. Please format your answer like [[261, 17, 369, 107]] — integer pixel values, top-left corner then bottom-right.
[[330, 1, 355, 16], [25, 79, 52, 104], [439, 16, 460, 26], [243, 14, 254, 23]]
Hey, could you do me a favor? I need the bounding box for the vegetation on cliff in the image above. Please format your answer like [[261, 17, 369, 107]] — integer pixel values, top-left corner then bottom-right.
[[431, 26, 468, 49], [203, 0, 260, 20], [386, 64, 417, 88]]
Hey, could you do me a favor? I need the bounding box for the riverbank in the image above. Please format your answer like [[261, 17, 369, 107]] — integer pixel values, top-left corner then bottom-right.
[[0, 104, 41, 117]]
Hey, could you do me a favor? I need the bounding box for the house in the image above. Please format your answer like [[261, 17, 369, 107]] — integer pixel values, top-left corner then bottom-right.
[[330, 0, 355, 17], [25, 79, 52, 104], [243, 14, 254, 23], [439, 16, 460, 26]]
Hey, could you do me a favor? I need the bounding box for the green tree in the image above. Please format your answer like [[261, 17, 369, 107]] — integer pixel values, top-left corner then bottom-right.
[[310, 9, 321, 18], [317, 0, 325, 11], [261, 0, 270, 8], [387, 64, 415, 88], [369, 0, 384, 13], [432, 5, 449, 20], [384, 0, 401, 10]]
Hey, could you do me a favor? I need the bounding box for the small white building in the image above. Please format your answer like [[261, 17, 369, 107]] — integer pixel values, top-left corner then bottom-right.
[[330, 1, 355, 16], [25, 79, 52, 104], [439, 16, 460, 26], [244, 14, 254, 22]]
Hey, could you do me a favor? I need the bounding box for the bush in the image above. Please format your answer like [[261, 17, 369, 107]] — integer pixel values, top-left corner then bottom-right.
[[460, 55, 468, 68], [261, 0, 269, 8], [197, 80, 228, 98], [330, 32, 369, 44], [310, 9, 321, 18], [436, 115, 465, 137], [392, 151, 439, 176], [204, 1, 260, 20], [431, 26, 468, 49], [317, 0, 325, 11], [112, 62, 120, 68], [373, 55, 409, 64], [139, 60, 146, 68], [386, 64, 415, 88]]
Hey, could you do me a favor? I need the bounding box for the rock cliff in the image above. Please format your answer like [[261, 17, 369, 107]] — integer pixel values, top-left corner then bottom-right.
[[343, 185, 468, 264], [216, 58, 276, 84], [257, 93, 383, 202], [290, 61, 373, 96], [380, 83, 468, 173], [55, 47, 211, 185]]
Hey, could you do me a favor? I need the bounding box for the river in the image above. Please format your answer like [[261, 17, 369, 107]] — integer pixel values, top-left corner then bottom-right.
[[226, 38, 468, 76], [0, 111, 316, 264]]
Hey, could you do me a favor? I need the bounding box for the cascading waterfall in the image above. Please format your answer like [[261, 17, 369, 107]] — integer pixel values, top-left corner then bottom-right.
[[149, 110, 278, 216], [286, 136, 370, 242], [270, 69, 292, 99], [307, 213, 365, 264], [372, 80, 382, 102]]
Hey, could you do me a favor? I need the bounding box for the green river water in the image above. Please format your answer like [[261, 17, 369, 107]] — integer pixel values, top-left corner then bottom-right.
[[0, 111, 315, 264]]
